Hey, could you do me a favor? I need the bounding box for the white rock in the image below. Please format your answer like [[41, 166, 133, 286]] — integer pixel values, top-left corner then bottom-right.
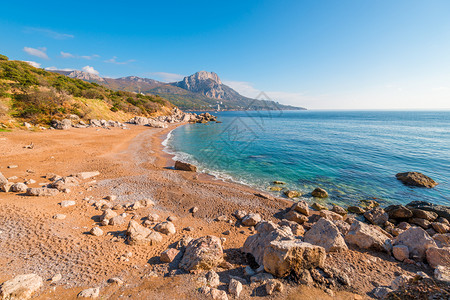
[[0, 274, 43, 300], [77, 287, 100, 298], [391, 274, 413, 290], [10, 182, 28, 193], [242, 213, 262, 226], [394, 227, 437, 260], [60, 200, 76, 208], [53, 214, 66, 220], [108, 277, 124, 285], [304, 218, 348, 252], [228, 279, 242, 298], [434, 265, 450, 282], [90, 227, 103, 237], [51, 273, 62, 283], [75, 171, 100, 179]]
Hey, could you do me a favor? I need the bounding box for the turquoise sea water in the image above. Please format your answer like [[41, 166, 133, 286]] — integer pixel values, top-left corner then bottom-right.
[[164, 111, 450, 207]]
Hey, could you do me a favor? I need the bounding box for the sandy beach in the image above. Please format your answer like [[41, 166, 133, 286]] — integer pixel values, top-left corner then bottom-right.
[[0, 124, 438, 299]]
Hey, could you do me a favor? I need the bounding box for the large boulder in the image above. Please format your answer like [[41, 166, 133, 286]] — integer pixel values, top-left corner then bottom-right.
[[284, 210, 308, 224], [393, 227, 437, 260], [291, 201, 309, 216], [242, 213, 262, 226], [129, 116, 149, 126], [433, 233, 450, 248], [174, 161, 197, 172], [263, 240, 326, 277], [180, 235, 223, 272], [345, 220, 391, 252], [154, 221, 176, 235], [426, 247, 450, 268], [0, 274, 43, 300], [304, 218, 348, 252], [242, 221, 294, 266], [278, 219, 305, 236], [319, 210, 343, 221], [364, 207, 389, 226], [395, 172, 438, 188], [432, 222, 450, 234], [52, 119, 72, 130], [126, 220, 162, 245], [10, 182, 28, 193], [407, 201, 450, 222], [411, 208, 438, 221], [147, 119, 168, 128], [385, 205, 413, 219]]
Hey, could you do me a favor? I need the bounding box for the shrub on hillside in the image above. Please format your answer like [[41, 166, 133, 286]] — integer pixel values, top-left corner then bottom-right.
[[12, 88, 74, 123]]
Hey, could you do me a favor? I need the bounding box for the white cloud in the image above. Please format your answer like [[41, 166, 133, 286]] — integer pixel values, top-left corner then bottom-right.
[[45, 66, 75, 71], [61, 51, 99, 60], [81, 54, 100, 60], [82, 65, 99, 75], [24, 27, 74, 40], [104, 56, 135, 65], [60, 51, 75, 58], [148, 72, 185, 82], [24, 61, 41, 68], [23, 47, 49, 59]]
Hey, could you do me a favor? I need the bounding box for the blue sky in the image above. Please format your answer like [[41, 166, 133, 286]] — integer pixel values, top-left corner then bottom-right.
[[1, 0, 449, 109]]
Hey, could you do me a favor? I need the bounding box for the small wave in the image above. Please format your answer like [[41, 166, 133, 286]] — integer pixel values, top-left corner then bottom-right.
[[161, 129, 174, 147]]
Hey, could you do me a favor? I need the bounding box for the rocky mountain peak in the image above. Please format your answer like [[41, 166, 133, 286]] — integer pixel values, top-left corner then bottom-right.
[[174, 71, 232, 99], [187, 71, 222, 84], [67, 70, 105, 82]]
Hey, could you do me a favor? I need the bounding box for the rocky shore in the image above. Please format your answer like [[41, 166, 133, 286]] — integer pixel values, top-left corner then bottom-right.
[[0, 119, 449, 299]]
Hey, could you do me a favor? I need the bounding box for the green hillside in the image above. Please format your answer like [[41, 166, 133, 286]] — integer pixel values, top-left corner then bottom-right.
[[0, 54, 173, 127]]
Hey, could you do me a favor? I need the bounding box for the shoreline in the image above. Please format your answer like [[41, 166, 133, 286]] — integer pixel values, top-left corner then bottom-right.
[[0, 124, 448, 299], [153, 122, 286, 201]]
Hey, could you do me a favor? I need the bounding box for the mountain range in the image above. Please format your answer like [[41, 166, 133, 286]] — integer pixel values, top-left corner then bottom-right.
[[54, 70, 306, 111]]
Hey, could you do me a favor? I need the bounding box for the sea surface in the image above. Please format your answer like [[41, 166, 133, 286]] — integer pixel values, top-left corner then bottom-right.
[[164, 110, 450, 207]]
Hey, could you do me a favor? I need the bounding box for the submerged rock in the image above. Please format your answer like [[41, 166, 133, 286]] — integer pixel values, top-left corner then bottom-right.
[[284, 190, 301, 198], [311, 187, 328, 198], [347, 206, 366, 214], [396, 172, 438, 188]]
